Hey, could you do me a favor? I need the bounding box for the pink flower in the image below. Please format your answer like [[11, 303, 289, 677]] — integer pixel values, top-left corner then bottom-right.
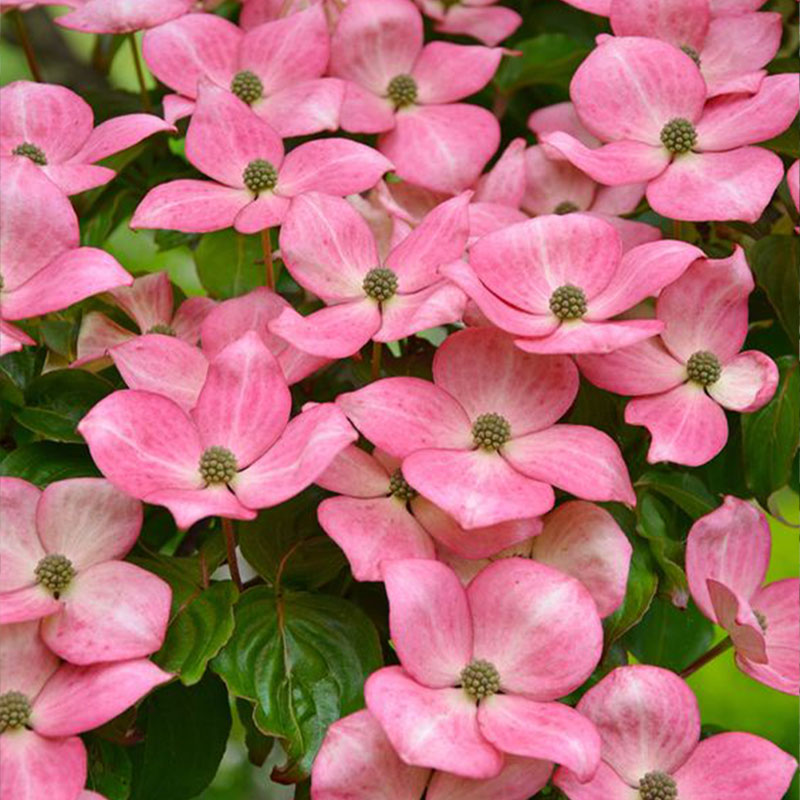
[[0, 478, 170, 665], [329, 0, 504, 193], [578, 247, 779, 466], [558, 0, 771, 20], [270, 191, 471, 358], [553, 665, 798, 799], [686, 496, 799, 695], [0, 621, 170, 800], [131, 81, 391, 235], [364, 558, 604, 780], [788, 159, 799, 214], [239, 0, 342, 30], [414, 0, 522, 47], [316, 445, 541, 580], [75, 271, 215, 368], [143, 7, 345, 136], [0, 81, 173, 196], [443, 214, 702, 354], [311, 708, 553, 800], [78, 332, 357, 529], [55, 0, 195, 33], [541, 37, 799, 221], [0, 159, 132, 356], [337, 328, 635, 529]]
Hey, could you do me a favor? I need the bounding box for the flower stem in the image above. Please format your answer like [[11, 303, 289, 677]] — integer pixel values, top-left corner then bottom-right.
[[370, 340, 382, 381], [221, 517, 243, 592], [128, 34, 152, 112], [12, 11, 42, 82], [261, 229, 275, 290], [679, 636, 733, 679]]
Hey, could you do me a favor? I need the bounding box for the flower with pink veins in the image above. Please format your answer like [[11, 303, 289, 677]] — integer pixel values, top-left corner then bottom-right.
[[75, 271, 215, 368], [578, 247, 779, 467], [0, 621, 170, 800], [686, 496, 799, 695], [443, 214, 702, 354], [315, 445, 540, 580], [414, 0, 522, 47], [270, 191, 471, 358], [0, 159, 132, 357], [364, 558, 604, 780], [329, 0, 504, 193], [337, 328, 635, 530], [143, 6, 345, 135], [0, 81, 173, 196], [131, 81, 391, 235], [78, 332, 356, 529], [55, 0, 196, 33], [239, 0, 343, 30], [312, 708, 554, 800], [540, 37, 799, 222], [0, 477, 171, 666], [553, 665, 798, 800]]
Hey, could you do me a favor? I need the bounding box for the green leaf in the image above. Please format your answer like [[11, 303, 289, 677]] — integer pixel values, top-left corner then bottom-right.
[[749, 235, 799, 347], [0, 442, 100, 486], [236, 699, 275, 767], [194, 229, 266, 299], [212, 585, 383, 782], [635, 471, 718, 519], [742, 355, 800, 500], [635, 493, 688, 601], [494, 34, 591, 91], [130, 673, 232, 800], [85, 735, 133, 800]]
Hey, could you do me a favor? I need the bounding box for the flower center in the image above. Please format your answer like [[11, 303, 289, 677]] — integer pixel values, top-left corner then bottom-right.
[[753, 609, 768, 633], [147, 323, 176, 336], [554, 201, 579, 215], [230, 70, 264, 105], [686, 350, 721, 386], [549, 284, 587, 320], [660, 118, 697, 155], [389, 468, 417, 501], [34, 553, 75, 597], [387, 74, 418, 108], [680, 45, 701, 68], [460, 659, 500, 701], [472, 412, 511, 452], [12, 142, 47, 165], [639, 771, 678, 800], [362, 267, 398, 302], [0, 691, 32, 733], [199, 446, 238, 485], [243, 159, 278, 194]]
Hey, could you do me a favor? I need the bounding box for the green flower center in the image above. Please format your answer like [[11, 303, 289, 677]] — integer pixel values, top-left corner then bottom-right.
[[686, 350, 721, 386], [554, 201, 579, 215], [680, 45, 701, 68], [460, 659, 500, 701], [549, 284, 587, 320], [362, 267, 398, 302], [199, 446, 238, 485], [389, 468, 417, 501], [34, 553, 75, 597], [147, 323, 176, 336], [243, 159, 278, 194], [754, 609, 768, 633], [639, 771, 678, 800], [0, 691, 32, 733], [230, 70, 264, 105], [660, 118, 697, 155], [472, 412, 511, 452], [387, 74, 418, 108], [12, 142, 47, 165]]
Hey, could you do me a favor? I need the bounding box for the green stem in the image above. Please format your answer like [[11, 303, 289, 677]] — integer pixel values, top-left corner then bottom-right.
[[12, 11, 42, 82], [128, 33, 152, 112], [679, 636, 733, 679], [221, 518, 243, 592]]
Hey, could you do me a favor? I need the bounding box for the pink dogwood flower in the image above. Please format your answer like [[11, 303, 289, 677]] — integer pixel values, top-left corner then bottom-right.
[[0, 81, 173, 196], [0, 159, 132, 356], [312, 708, 553, 800], [788, 159, 799, 215], [558, 0, 772, 19], [414, 0, 522, 47], [78, 332, 356, 529], [143, 6, 345, 135], [131, 81, 391, 234], [686, 496, 799, 695], [55, 0, 196, 33], [239, 0, 343, 30], [0, 477, 171, 665], [364, 558, 604, 780], [329, 0, 504, 193], [578, 247, 778, 466], [270, 191, 470, 358], [337, 328, 635, 529], [0, 621, 170, 800], [443, 214, 702, 354], [75, 271, 215, 368], [554, 665, 798, 800], [541, 38, 799, 221]]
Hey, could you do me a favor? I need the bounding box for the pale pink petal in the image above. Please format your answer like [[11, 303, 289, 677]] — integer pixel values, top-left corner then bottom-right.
[[590, 183, 647, 216], [233, 192, 291, 233], [708, 351, 778, 412], [609, 0, 709, 50], [69, 113, 174, 164], [256, 78, 344, 138], [429, 755, 550, 800], [0, 321, 35, 356], [0, 478, 44, 592], [162, 94, 196, 125], [365, 666, 503, 779], [109, 271, 173, 331], [0, 586, 62, 625], [375, 282, 466, 342], [558, 0, 611, 12], [597, 215, 662, 252], [468, 203, 529, 240], [432, 5, 522, 47], [171, 296, 216, 344], [788, 160, 799, 213], [474, 138, 526, 206], [554, 761, 639, 800], [315, 444, 390, 497], [0, 621, 58, 698], [515, 319, 664, 355], [707, 580, 767, 662], [338, 81, 396, 134], [39, 162, 116, 195], [528, 101, 600, 146], [521, 145, 596, 215], [412, 42, 504, 104], [709, 0, 767, 12], [143, 486, 257, 530], [55, 0, 193, 33], [75, 312, 138, 368]]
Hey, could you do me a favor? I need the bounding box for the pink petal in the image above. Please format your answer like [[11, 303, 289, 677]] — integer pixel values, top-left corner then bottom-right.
[[338, 80, 396, 134], [709, 0, 767, 12], [55, 0, 193, 33], [412, 42, 504, 104], [597, 215, 662, 252], [0, 478, 43, 592], [707, 579, 767, 662], [590, 184, 647, 216], [0, 321, 35, 355], [0, 620, 58, 698], [233, 191, 291, 233], [429, 755, 550, 800], [515, 319, 664, 355], [609, 0, 709, 50], [577, 664, 700, 784], [375, 282, 466, 342], [474, 138, 526, 206], [234, 403, 357, 509], [315, 444, 390, 497], [505, 424, 635, 505], [403, 448, 555, 529], [171, 296, 216, 344], [478, 695, 602, 782], [109, 271, 173, 331], [555, 761, 639, 800], [468, 202, 529, 240], [256, 78, 344, 138], [528, 101, 600, 146], [557, 0, 611, 12], [162, 93, 196, 125], [432, 5, 522, 47], [0, 586, 62, 625], [144, 485, 257, 530], [39, 162, 116, 195], [709, 350, 778, 412], [365, 666, 503, 778], [68, 113, 174, 164], [788, 159, 799, 213], [521, 145, 596, 215], [75, 312, 137, 368]]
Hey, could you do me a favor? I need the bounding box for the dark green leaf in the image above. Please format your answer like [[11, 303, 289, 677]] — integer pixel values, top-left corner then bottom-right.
[[85, 735, 133, 800], [236, 699, 274, 767], [195, 229, 266, 299], [635, 471, 718, 519], [494, 34, 591, 91], [635, 493, 688, 600], [154, 229, 201, 252], [0, 442, 100, 486], [749, 235, 799, 347]]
